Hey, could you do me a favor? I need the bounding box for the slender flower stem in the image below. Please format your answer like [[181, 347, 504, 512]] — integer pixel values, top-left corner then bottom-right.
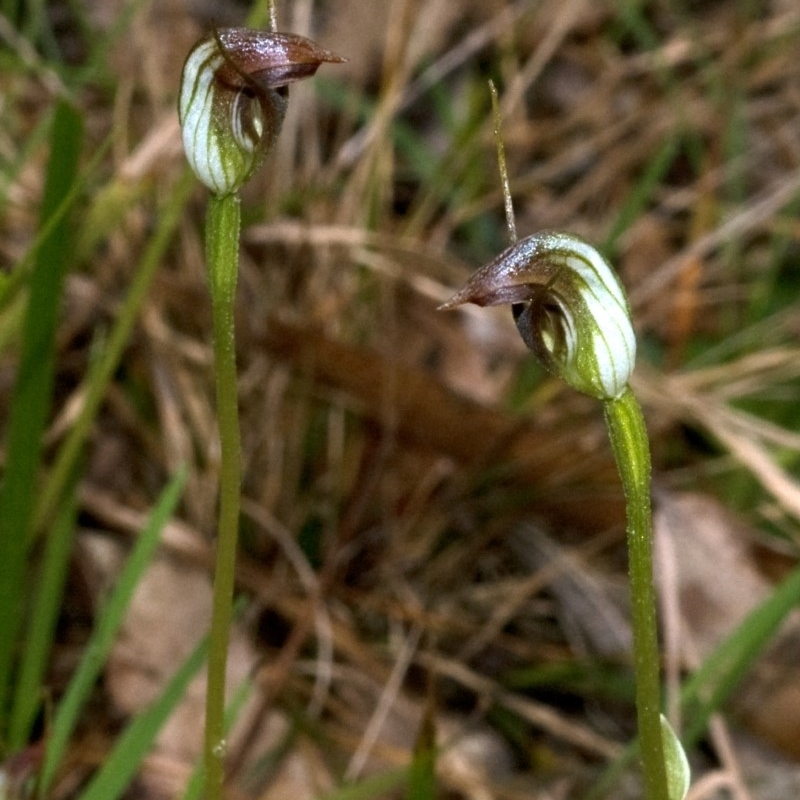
[[177, 20, 342, 799], [204, 193, 243, 800], [604, 386, 668, 800]]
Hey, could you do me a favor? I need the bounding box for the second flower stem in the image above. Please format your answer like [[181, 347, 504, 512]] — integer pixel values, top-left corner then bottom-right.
[[204, 192, 243, 800], [604, 387, 669, 800]]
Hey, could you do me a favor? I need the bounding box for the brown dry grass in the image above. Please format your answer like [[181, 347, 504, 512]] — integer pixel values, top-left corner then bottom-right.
[[4, 0, 800, 797]]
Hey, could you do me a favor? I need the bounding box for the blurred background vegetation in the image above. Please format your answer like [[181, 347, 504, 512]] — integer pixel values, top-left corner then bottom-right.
[[2, 0, 800, 798]]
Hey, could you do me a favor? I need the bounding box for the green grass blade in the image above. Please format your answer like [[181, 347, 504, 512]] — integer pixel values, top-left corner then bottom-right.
[[32, 169, 195, 538], [407, 711, 436, 800], [0, 99, 83, 724], [76, 636, 207, 800], [8, 478, 80, 748], [603, 135, 679, 254], [178, 758, 206, 800], [0, 128, 110, 314], [316, 768, 408, 800], [0, 108, 52, 215], [39, 467, 188, 793], [681, 557, 800, 744]]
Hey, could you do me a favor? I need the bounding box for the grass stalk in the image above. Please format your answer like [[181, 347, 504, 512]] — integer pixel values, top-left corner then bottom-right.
[[31, 170, 195, 537], [76, 636, 207, 800], [40, 467, 188, 793], [0, 100, 82, 725], [8, 484, 79, 748]]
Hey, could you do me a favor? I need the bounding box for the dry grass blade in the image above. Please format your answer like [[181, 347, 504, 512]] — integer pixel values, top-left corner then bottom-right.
[[638, 370, 800, 522]]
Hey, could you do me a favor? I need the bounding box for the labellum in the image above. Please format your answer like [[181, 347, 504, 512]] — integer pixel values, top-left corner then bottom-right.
[[179, 27, 345, 195], [441, 231, 636, 400]]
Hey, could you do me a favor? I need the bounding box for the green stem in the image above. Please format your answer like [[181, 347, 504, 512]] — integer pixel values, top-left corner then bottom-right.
[[604, 387, 668, 800], [204, 193, 243, 800]]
